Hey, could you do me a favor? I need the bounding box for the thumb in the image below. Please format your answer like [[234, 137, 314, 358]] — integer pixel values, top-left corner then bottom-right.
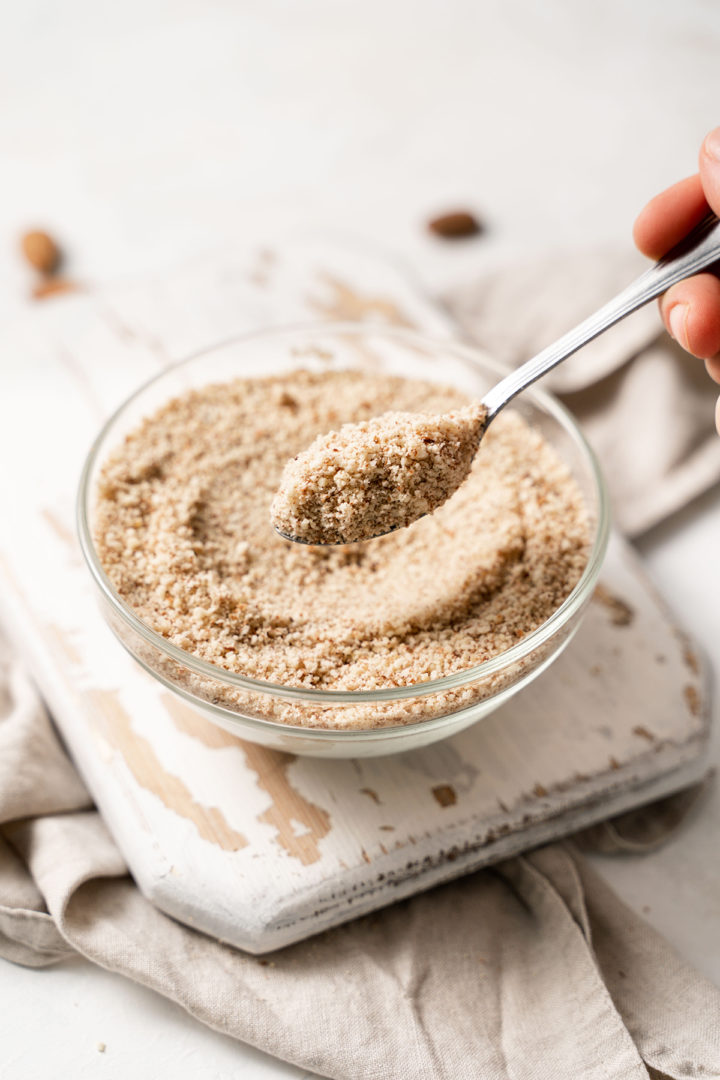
[[698, 128, 720, 217], [656, 129, 720, 363]]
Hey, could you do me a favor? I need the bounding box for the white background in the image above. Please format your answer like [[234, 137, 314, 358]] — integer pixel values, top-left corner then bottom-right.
[[1, 1, 720, 1077]]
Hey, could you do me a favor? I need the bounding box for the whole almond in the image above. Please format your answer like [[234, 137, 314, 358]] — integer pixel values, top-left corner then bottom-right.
[[21, 230, 61, 274], [427, 210, 483, 240]]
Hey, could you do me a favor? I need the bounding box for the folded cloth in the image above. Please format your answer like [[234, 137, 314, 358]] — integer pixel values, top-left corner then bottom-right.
[[1, 634, 719, 1078], [446, 247, 720, 536], [3, 249, 720, 1079]]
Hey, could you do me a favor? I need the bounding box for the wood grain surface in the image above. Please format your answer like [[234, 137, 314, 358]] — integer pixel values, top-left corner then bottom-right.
[[0, 242, 711, 951]]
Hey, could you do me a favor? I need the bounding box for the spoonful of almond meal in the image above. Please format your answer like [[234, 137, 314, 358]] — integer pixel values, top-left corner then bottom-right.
[[271, 212, 720, 545], [270, 404, 487, 545]]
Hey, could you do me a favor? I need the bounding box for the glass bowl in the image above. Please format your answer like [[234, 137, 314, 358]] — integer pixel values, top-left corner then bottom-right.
[[77, 323, 610, 758]]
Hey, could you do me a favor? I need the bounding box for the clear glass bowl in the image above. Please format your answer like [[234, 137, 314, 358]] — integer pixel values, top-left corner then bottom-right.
[[77, 323, 610, 757]]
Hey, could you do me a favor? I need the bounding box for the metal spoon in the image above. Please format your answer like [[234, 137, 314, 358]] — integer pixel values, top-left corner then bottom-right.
[[274, 211, 720, 545], [481, 210, 720, 423]]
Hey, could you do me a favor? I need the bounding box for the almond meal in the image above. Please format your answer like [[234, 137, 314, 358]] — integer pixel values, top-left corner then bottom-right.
[[94, 369, 590, 729]]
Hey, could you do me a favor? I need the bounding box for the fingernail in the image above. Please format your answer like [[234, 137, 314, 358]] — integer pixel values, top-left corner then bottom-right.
[[668, 303, 689, 347], [703, 127, 720, 162]]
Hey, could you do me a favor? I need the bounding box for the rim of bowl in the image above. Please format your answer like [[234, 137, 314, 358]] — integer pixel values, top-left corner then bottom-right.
[[77, 321, 611, 718]]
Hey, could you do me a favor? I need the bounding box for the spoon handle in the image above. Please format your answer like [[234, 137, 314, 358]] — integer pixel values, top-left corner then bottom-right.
[[481, 211, 720, 421]]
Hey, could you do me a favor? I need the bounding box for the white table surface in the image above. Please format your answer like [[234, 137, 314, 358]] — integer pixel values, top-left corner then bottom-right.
[[2, 2, 719, 1076]]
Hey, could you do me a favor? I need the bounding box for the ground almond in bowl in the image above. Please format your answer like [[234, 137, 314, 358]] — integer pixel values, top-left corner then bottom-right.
[[94, 369, 590, 728]]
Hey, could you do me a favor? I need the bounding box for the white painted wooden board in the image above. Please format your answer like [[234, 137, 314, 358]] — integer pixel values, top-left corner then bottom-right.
[[0, 243, 710, 952]]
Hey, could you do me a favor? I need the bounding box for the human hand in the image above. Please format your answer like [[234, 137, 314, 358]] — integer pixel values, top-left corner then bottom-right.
[[633, 128, 720, 433]]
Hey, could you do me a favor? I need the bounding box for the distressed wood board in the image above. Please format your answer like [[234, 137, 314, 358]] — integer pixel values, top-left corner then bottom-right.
[[0, 242, 711, 952]]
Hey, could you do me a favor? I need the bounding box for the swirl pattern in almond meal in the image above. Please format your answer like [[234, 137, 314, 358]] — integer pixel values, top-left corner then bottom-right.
[[94, 370, 590, 727]]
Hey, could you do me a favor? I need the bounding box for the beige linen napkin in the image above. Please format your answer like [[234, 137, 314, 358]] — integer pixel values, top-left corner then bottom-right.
[[3, 251, 720, 1078], [446, 248, 720, 536]]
